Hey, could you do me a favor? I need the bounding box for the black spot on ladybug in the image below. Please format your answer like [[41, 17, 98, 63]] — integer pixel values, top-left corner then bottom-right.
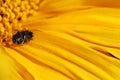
[[12, 30, 33, 44]]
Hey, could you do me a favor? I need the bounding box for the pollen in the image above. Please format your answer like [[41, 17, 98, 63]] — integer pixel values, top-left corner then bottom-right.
[[0, 0, 39, 46]]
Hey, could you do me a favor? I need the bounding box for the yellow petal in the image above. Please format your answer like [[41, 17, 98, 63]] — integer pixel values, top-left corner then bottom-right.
[[40, 0, 89, 12], [84, 0, 120, 8], [0, 47, 13, 80], [0, 47, 34, 80]]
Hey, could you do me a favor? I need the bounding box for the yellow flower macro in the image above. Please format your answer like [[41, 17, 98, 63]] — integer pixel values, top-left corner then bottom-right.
[[1, 0, 120, 80]]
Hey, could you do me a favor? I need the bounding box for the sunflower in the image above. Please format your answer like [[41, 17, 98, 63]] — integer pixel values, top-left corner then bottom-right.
[[0, 0, 120, 80]]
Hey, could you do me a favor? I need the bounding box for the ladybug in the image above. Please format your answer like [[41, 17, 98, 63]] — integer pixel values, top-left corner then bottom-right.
[[12, 30, 33, 44]]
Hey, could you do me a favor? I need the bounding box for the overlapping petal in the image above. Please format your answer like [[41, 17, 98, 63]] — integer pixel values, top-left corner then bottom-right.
[[84, 0, 120, 8], [0, 47, 34, 80]]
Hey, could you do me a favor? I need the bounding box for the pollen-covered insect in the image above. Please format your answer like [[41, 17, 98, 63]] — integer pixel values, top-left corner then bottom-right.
[[12, 30, 33, 44]]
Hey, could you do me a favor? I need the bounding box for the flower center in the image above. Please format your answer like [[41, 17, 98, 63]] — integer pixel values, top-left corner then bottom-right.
[[0, 0, 39, 46]]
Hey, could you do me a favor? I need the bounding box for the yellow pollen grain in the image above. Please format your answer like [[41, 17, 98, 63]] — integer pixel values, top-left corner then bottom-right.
[[0, 0, 40, 46]]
